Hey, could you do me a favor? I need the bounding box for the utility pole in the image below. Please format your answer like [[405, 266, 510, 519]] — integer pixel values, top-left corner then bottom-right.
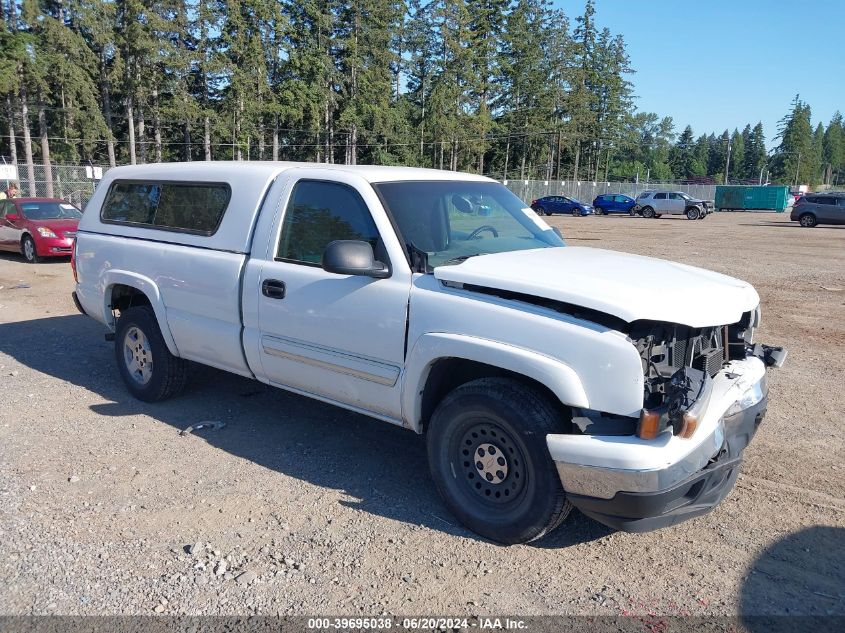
[[724, 136, 732, 185]]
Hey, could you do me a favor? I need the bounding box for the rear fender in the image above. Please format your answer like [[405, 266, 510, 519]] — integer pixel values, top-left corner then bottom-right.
[[102, 270, 180, 356], [402, 332, 589, 433]]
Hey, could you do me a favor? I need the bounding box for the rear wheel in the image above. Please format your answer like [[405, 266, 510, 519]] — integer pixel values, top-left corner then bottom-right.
[[594, 207, 604, 215], [21, 235, 40, 263], [686, 208, 700, 220], [642, 206, 655, 219], [427, 378, 572, 544], [115, 306, 190, 402], [799, 213, 817, 228]]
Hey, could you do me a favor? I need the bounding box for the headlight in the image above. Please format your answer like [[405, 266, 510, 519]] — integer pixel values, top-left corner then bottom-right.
[[37, 227, 57, 238]]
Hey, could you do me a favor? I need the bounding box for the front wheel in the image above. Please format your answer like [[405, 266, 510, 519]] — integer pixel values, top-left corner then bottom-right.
[[642, 206, 655, 219], [535, 206, 547, 216], [115, 306, 190, 402], [427, 378, 572, 544], [21, 235, 40, 263], [799, 213, 817, 228], [594, 207, 604, 215], [686, 208, 700, 220]]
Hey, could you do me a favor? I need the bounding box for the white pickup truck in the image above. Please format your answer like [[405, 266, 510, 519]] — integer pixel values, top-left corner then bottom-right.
[[72, 162, 785, 544]]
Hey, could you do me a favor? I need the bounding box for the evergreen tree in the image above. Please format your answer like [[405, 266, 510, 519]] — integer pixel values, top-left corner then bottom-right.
[[822, 112, 843, 185], [669, 125, 695, 179], [772, 95, 816, 185], [727, 129, 743, 182], [743, 122, 767, 183]]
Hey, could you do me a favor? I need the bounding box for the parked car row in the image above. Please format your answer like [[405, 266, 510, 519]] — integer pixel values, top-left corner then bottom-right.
[[531, 191, 711, 220]]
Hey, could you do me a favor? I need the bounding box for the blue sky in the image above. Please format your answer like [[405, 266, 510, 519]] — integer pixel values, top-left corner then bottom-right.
[[552, 0, 845, 147]]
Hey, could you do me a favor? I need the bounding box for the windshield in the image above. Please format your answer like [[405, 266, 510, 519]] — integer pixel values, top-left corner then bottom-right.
[[374, 181, 564, 268], [19, 201, 81, 220]]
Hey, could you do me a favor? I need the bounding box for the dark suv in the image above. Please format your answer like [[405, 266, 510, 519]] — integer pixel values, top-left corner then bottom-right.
[[790, 192, 845, 227]]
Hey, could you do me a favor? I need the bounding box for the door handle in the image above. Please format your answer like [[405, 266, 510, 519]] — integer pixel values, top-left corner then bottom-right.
[[261, 279, 286, 299]]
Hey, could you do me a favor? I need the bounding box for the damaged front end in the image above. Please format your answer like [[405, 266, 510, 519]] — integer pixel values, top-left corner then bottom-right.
[[546, 307, 786, 532], [630, 310, 785, 441]]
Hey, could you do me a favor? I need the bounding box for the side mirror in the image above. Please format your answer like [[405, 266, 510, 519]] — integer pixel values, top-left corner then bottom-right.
[[322, 240, 390, 279], [5, 213, 19, 221]]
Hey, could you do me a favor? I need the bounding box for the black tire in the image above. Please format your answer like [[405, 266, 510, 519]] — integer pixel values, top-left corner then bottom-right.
[[115, 306, 189, 402], [594, 207, 604, 215], [427, 378, 572, 545], [642, 206, 655, 219], [21, 235, 40, 263], [535, 206, 547, 216], [799, 213, 817, 228], [572, 208, 581, 217], [686, 208, 700, 220]]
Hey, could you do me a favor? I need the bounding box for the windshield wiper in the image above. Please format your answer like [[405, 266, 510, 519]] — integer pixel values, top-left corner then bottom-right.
[[440, 253, 484, 266]]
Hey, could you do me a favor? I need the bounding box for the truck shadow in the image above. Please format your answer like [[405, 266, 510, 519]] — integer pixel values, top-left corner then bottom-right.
[[0, 314, 610, 548], [740, 526, 845, 627]]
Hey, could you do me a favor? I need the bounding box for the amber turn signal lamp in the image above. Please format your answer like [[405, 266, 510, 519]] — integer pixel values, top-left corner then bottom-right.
[[679, 412, 699, 439], [638, 410, 661, 440]]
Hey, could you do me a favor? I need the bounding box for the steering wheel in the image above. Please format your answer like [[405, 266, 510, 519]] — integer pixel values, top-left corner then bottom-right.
[[466, 225, 499, 240]]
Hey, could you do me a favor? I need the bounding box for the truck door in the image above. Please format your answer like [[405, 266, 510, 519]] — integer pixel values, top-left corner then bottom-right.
[[245, 169, 412, 422]]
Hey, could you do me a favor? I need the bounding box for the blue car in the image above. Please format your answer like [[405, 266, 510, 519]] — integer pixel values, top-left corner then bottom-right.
[[530, 196, 593, 216], [592, 194, 636, 215]]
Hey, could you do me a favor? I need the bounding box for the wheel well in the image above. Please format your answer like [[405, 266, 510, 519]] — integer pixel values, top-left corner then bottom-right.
[[419, 358, 572, 433], [110, 284, 151, 313]]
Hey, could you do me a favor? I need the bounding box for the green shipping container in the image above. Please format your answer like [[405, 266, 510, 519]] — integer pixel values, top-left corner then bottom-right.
[[715, 185, 790, 212]]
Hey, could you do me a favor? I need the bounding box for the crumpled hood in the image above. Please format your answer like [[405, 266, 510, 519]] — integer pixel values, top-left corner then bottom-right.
[[433, 247, 759, 328]]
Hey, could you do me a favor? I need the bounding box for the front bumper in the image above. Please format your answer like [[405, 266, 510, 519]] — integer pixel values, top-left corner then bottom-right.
[[547, 354, 776, 532], [35, 235, 74, 256]]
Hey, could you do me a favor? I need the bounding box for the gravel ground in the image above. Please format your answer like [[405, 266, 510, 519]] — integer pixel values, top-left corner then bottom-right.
[[0, 211, 843, 618]]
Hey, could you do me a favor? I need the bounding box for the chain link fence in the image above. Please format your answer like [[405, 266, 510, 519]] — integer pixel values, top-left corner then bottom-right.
[[3, 163, 719, 210], [2, 163, 111, 208], [501, 180, 717, 203]]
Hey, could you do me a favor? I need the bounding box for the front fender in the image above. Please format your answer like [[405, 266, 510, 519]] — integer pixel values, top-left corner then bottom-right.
[[101, 270, 180, 356], [402, 332, 589, 433]]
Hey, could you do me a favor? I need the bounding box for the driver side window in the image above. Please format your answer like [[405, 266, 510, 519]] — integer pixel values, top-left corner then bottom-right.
[[276, 180, 383, 266]]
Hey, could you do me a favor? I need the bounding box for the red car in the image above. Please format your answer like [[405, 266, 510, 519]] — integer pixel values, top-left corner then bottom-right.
[[0, 197, 82, 263]]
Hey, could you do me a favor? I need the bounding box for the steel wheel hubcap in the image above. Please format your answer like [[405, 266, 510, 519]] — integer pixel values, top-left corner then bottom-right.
[[458, 423, 524, 503], [123, 326, 153, 385]]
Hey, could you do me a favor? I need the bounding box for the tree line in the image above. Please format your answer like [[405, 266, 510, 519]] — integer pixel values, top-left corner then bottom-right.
[[1, 1, 842, 191]]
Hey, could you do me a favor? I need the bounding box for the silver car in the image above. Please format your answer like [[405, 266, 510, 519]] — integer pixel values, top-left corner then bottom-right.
[[790, 192, 845, 227], [634, 191, 710, 220]]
